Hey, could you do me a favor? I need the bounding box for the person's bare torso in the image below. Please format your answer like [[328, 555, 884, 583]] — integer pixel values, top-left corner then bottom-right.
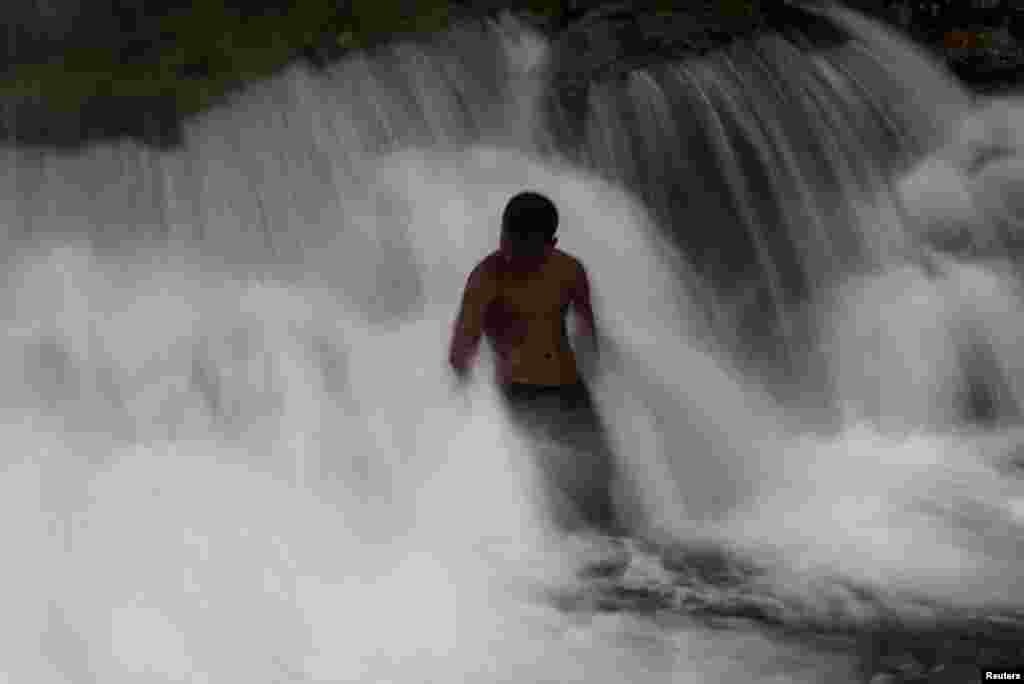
[[481, 248, 581, 386]]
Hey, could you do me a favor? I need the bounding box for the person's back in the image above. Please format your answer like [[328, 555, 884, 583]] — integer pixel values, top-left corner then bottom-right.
[[449, 191, 623, 540], [463, 247, 586, 387]]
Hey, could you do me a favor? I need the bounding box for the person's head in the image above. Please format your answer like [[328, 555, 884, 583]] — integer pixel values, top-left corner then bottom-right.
[[499, 191, 558, 260]]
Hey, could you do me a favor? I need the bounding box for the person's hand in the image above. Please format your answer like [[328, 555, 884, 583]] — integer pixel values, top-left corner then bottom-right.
[[452, 366, 470, 389], [448, 361, 473, 394], [574, 333, 601, 381], [447, 365, 476, 418]]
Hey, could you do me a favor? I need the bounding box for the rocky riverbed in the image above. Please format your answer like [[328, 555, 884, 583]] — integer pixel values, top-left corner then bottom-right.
[[551, 538, 1023, 684]]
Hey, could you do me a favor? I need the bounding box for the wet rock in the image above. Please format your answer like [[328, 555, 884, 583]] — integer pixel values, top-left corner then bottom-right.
[[877, 651, 927, 679], [553, 538, 1024, 684], [869, 674, 899, 684], [569, 534, 631, 580], [926, 663, 984, 683], [661, 542, 759, 587], [617, 541, 674, 590]]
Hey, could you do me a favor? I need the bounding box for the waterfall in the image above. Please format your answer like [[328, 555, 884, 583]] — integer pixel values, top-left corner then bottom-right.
[[0, 5, 1020, 683]]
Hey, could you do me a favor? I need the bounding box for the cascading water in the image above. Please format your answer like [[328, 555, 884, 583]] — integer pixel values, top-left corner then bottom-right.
[[561, 2, 1024, 610], [0, 4, 1021, 683], [563, 3, 1024, 612], [559, 5, 971, 405]]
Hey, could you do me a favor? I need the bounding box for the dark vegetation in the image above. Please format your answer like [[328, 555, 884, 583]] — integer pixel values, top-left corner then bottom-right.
[[0, 1, 862, 148], [1, 1, 1014, 148]]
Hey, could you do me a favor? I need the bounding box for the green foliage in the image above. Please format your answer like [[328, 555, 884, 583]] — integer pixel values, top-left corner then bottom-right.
[[523, 0, 562, 20], [0, 0, 466, 117], [0, 0, 761, 119], [347, 0, 453, 41], [719, 0, 757, 19]]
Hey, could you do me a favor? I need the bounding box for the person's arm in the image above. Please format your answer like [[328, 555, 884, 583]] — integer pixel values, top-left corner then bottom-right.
[[449, 262, 494, 381], [568, 260, 600, 371]]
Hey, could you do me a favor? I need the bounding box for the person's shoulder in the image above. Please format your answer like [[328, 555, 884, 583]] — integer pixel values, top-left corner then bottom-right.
[[480, 251, 505, 271], [469, 252, 502, 281], [550, 248, 579, 265], [551, 249, 585, 276]]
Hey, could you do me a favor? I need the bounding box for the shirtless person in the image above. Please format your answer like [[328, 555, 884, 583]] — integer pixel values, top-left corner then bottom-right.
[[449, 191, 622, 537]]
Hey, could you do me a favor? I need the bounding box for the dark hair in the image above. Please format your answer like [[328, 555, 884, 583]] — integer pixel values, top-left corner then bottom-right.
[[501, 191, 558, 240]]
